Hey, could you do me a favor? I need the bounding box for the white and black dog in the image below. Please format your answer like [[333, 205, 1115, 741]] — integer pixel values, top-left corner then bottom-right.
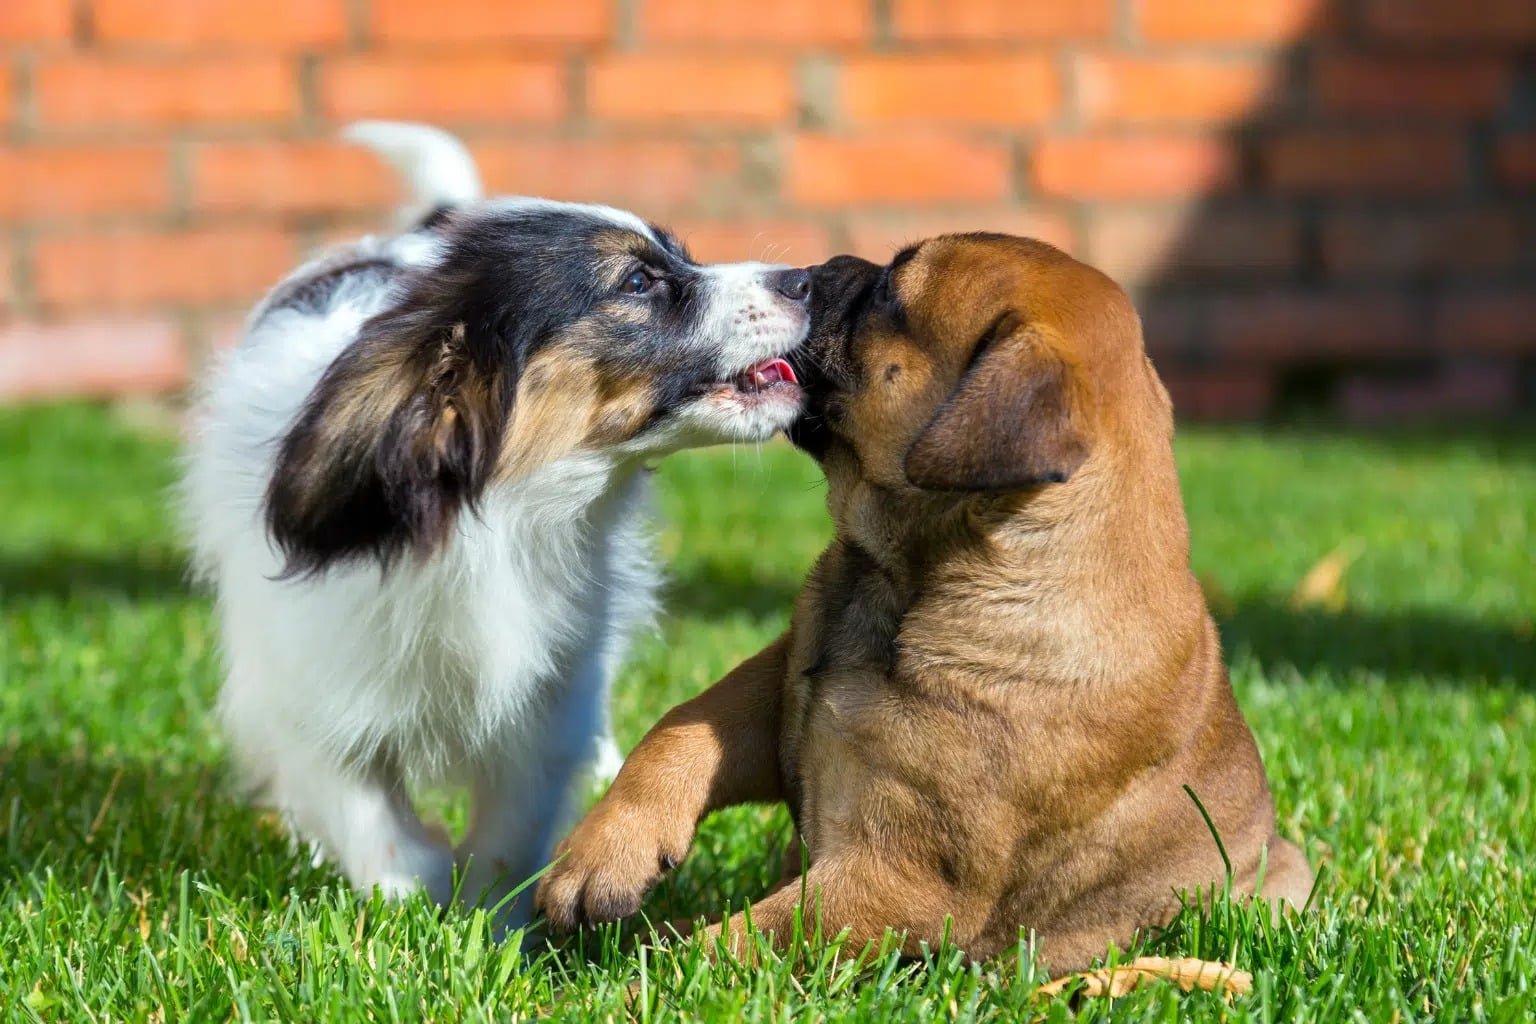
[[182, 123, 808, 930]]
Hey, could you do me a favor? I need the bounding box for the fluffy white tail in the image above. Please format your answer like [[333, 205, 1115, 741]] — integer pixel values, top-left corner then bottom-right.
[[342, 121, 483, 227]]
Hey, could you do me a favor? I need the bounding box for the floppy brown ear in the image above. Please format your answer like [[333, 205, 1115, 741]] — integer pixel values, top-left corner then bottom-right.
[[264, 308, 504, 577], [903, 317, 1088, 492]]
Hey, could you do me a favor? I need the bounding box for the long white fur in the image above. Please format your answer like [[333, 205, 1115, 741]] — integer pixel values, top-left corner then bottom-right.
[[342, 120, 483, 226], [182, 123, 804, 934]]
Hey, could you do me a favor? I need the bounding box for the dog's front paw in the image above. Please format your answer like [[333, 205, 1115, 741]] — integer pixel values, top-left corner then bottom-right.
[[535, 804, 691, 932]]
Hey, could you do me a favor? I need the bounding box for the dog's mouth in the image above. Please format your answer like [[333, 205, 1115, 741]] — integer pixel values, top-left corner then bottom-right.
[[712, 356, 801, 407], [735, 357, 798, 392]]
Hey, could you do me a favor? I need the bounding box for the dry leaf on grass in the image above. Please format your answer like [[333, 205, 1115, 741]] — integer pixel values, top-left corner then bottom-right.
[[1289, 540, 1363, 611], [1036, 956, 1253, 1000]]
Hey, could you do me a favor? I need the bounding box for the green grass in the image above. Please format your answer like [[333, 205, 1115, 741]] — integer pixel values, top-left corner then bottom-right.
[[2, 402, 1533, 1022]]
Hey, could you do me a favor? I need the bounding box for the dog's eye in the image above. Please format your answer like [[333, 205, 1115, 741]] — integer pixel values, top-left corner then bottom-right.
[[620, 269, 655, 295]]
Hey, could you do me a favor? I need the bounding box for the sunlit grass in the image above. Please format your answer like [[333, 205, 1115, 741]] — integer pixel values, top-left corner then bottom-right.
[[2, 403, 1532, 1021]]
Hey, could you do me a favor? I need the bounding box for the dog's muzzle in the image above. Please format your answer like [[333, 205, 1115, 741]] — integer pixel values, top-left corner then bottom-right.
[[786, 256, 881, 456], [789, 256, 880, 386]]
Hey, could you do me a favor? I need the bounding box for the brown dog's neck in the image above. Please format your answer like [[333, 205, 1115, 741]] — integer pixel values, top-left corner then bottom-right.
[[820, 436, 1206, 696], [825, 474, 977, 594], [826, 438, 1181, 575]]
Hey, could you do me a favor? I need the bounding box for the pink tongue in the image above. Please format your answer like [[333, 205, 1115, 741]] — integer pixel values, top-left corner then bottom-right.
[[749, 358, 798, 387]]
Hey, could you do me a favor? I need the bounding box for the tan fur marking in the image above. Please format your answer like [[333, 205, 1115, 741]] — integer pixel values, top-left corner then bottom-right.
[[498, 346, 601, 481], [496, 337, 663, 480]]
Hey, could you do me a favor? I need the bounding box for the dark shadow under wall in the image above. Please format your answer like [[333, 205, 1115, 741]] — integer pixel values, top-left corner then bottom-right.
[[1135, 0, 1536, 423]]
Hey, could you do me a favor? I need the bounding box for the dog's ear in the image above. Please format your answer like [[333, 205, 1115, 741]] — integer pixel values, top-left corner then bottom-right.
[[904, 314, 1088, 492], [264, 301, 505, 577]]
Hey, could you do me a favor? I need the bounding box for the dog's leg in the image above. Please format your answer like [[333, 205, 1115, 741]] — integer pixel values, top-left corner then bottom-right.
[[456, 650, 613, 935], [453, 743, 542, 936], [270, 747, 455, 905], [536, 635, 790, 930]]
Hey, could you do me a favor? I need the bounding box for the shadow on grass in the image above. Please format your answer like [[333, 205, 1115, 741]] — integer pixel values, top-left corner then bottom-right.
[[664, 559, 803, 621], [665, 554, 1533, 685], [1258, 421, 1536, 461], [0, 549, 191, 602], [1219, 598, 1533, 685], [0, 744, 323, 906], [3, 545, 1528, 689]]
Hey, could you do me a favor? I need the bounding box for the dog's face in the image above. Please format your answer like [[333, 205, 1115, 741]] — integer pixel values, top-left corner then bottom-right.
[[790, 233, 1149, 497], [266, 200, 810, 575]]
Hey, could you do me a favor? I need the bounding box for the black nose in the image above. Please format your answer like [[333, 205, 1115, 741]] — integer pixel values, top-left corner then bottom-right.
[[771, 268, 812, 303]]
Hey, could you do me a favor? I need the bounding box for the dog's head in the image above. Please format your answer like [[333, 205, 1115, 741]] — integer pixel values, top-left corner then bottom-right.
[[266, 200, 810, 576], [790, 233, 1156, 500]]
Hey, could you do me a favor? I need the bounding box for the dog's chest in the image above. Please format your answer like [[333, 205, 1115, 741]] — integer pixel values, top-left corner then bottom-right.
[[782, 540, 905, 824], [357, 469, 651, 769], [809, 545, 904, 675]]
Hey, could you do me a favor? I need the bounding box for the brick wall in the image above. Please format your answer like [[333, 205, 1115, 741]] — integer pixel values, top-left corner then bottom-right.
[[1, 0, 1533, 418]]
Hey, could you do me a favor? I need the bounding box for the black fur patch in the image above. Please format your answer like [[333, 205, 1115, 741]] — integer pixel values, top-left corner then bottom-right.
[[790, 255, 881, 460], [414, 203, 457, 231], [255, 256, 398, 330], [263, 206, 718, 576]]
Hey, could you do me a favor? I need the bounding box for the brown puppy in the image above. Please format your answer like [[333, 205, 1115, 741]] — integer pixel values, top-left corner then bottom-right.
[[536, 234, 1312, 971]]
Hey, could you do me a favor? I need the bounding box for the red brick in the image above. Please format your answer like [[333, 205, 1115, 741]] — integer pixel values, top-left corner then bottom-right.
[[34, 227, 298, 310], [0, 318, 188, 400], [1496, 134, 1536, 187], [1340, 364, 1520, 423], [1361, 0, 1536, 45], [1436, 293, 1536, 355], [1140, 298, 1199, 359], [1032, 136, 1237, 200], [0, 0, 72, 42], [587, 56, 793, 125], [310, 220, 404, 256], [1161, 371, 1275, 420], [472, 140, 742, 212], [1076, 55, 1274, 125], [1313, 55, 1511, 117], [1087, 207, 1299, 284], [206, 312, 251, 351], [373, 0, 610, 45], [787, 135, 1012, 207], [0, 238, 12, 311], [0, 145, 171, 219], [845, 208, 1077, 260], [322, 55, 566, 123], [841, 56, 1059, 127], [641, 0, 870, 45], [666, 219, 833, 265], [94, 0, 347, 48], [37, 56, 296, 128], [1263, 130, 1465, 195], [1137, 0, 1321, 43], [190, 142, 397, 215], [1322, 211, 1521, 278], [1207, 292, 1421, 359], [892, 0, 1112, 41]]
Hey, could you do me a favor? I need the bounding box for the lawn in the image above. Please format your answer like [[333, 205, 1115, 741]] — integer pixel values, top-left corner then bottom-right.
[[2, 402, 1533, 1022]]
